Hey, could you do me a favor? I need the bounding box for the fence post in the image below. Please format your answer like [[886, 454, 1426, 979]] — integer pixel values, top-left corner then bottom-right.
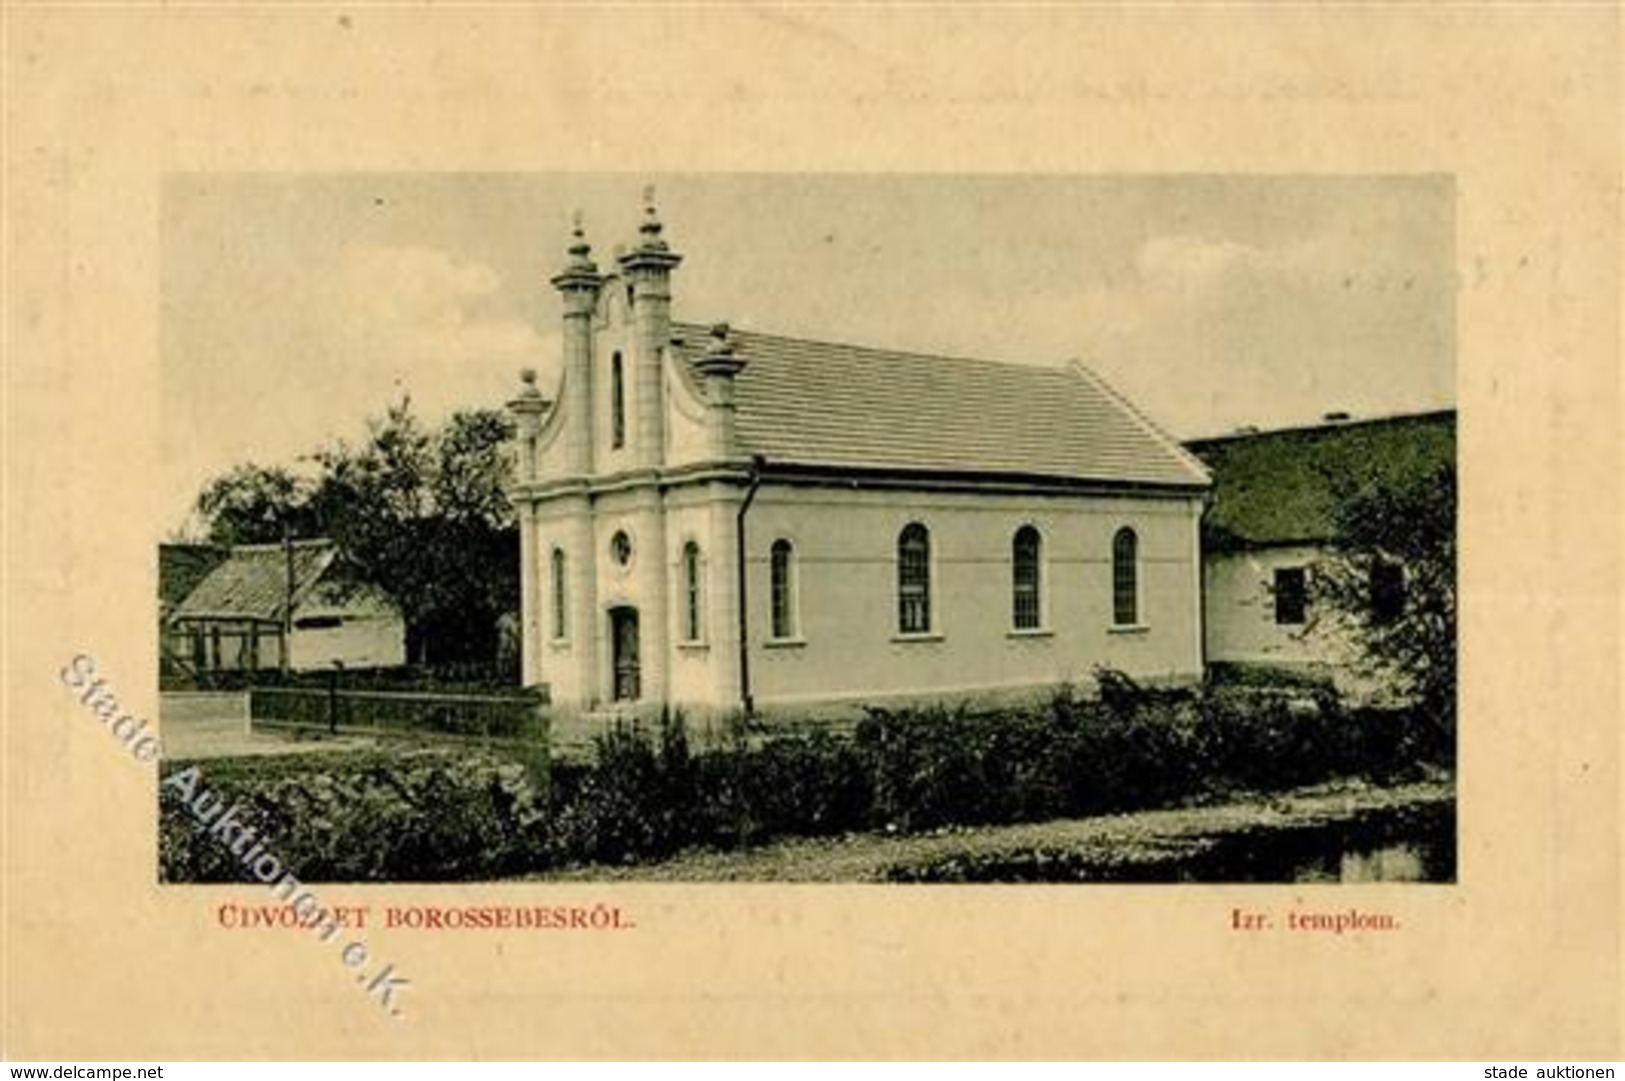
[[326, 664, 341, 736]]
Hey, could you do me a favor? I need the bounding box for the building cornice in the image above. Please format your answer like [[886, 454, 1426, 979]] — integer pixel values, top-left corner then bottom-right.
[[509, 457, 1209, 506], [509, 459, 757, 504]]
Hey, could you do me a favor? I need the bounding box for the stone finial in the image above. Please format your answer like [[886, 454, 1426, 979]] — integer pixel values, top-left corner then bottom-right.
[[551, 211, 604, 294], [564, 212, 595, 270], [617, 186, 681, 274], [637, 184, 669, 251], [508, 367, 552, 423], [694, 321, 746, 379]]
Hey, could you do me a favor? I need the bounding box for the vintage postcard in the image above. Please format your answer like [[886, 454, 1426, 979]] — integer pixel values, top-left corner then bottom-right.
[[4, 4, 1618, 1062]]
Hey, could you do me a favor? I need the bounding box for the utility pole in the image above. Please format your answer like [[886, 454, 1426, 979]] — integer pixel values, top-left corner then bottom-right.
[[281, 517, 294, 677]]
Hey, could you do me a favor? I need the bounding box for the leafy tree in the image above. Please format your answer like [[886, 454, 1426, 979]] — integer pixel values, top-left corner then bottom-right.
[[309, 398, 518, 666], [1313, 455, 1456, 727], [191, 398, 519, 669], [194, 464, 320, 545]]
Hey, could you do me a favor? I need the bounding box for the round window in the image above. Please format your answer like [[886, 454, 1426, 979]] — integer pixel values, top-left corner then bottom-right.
[[610, 530, 633, 567]]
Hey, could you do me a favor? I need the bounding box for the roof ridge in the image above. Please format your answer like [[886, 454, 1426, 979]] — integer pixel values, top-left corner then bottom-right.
[[1184, 407, 1458, 445], [231, 537, 336, 553], [671, 320, 1069, 376], [170, 540, 341, 622]]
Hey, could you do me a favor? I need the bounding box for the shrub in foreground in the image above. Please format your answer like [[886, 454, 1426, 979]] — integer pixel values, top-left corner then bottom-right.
[[159, 748, 547, 883], [160, 676, 1450, 880]]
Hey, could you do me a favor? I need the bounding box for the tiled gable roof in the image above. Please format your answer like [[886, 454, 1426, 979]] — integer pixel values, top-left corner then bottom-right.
[[670, 323, 1208, 489], [169, 540, 339, 623], [158, 543, 228, 615], [1185, 410, 1456, 549]]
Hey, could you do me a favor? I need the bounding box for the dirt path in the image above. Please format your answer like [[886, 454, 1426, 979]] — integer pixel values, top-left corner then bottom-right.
[[531, 775, 1455, 883]]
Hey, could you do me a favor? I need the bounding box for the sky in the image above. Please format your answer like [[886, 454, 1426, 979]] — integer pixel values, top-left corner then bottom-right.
[[161, 172, 1454, 538]]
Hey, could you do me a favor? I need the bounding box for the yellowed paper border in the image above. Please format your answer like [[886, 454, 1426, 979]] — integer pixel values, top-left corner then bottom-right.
[[3, 5, 1618, 1060]]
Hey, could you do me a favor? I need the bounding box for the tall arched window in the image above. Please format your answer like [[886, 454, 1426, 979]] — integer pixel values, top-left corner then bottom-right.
[[1111, 526, 1139, 627], [897, 523, 932, 634], [610, 350, 626, 449], [770, 539, 797, 639], [1012, 525, 1042, 630], [681, 541, 703, 642], [550, 547, 568, 640]]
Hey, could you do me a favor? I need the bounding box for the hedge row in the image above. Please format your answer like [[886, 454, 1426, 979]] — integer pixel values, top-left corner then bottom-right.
[[160, 749, 548, 882], [160, 675, 1453, 881]]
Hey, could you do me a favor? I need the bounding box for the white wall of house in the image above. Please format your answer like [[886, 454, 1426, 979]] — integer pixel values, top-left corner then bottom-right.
[[743, 485, 1204, 710], [524, 478, 1203, 715], [287, 616, 406, 671], [287, 591, 407, 672], [1202, 543, 1354, 671], [526, 480, 738, 712]]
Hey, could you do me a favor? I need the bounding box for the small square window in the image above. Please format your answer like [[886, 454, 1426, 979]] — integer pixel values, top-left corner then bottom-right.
[[1370, 561, 1406, 624], [1274, 567, 1308, 625]]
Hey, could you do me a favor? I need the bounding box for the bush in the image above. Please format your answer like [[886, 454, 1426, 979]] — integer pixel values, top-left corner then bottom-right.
[[159, 748, 548, 883], [160, 678, 1450, 881], [713, 728, 872, 845], [545, 711, 701, 864]]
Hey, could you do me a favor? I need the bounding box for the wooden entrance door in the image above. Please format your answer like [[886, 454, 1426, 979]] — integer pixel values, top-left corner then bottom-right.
[[610, 607, 641, 702]]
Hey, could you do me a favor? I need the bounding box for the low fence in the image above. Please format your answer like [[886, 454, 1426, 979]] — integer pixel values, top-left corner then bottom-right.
[[160, 691, 252, 725], [171, 661, 522, 694], [249, 685, 549, 746]]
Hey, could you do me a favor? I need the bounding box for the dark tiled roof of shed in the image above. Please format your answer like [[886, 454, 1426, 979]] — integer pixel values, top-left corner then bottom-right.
[[670, 323, 1208, 488], [158, 543, 228, 615], [169, 540, 338, 622], [1185, 410, 1456, 549]]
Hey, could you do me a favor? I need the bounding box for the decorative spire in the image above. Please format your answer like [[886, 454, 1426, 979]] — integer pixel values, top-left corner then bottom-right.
[[551, 210, 603, 294], [565, 210, 596, 270], [617, 185, 681, 275], [637, 184, 669, 252], [517, 367, 543, 399]]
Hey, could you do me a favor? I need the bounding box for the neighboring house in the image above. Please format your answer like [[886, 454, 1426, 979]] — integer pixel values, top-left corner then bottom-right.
[[1186, 410, 1456, 687], [158, 539, 229, 614], [167, 539, 406, 674], [159, 542, 228, 623], [157, 542, 229, 681], [507, 204, 1210, 718]]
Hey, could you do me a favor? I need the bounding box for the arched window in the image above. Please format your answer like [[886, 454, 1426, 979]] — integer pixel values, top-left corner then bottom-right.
[[681, 541, 703, 642], [1012, 525, 1042, 630], [770, 539, 797, 639], [1111, 527, 1139, 627], [550, 547, 568, 640], [897, 523, 932, 634], [610, 350, 626, 449]]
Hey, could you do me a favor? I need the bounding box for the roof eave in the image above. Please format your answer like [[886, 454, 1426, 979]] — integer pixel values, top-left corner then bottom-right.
[[754, 459, 1210, 496]]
